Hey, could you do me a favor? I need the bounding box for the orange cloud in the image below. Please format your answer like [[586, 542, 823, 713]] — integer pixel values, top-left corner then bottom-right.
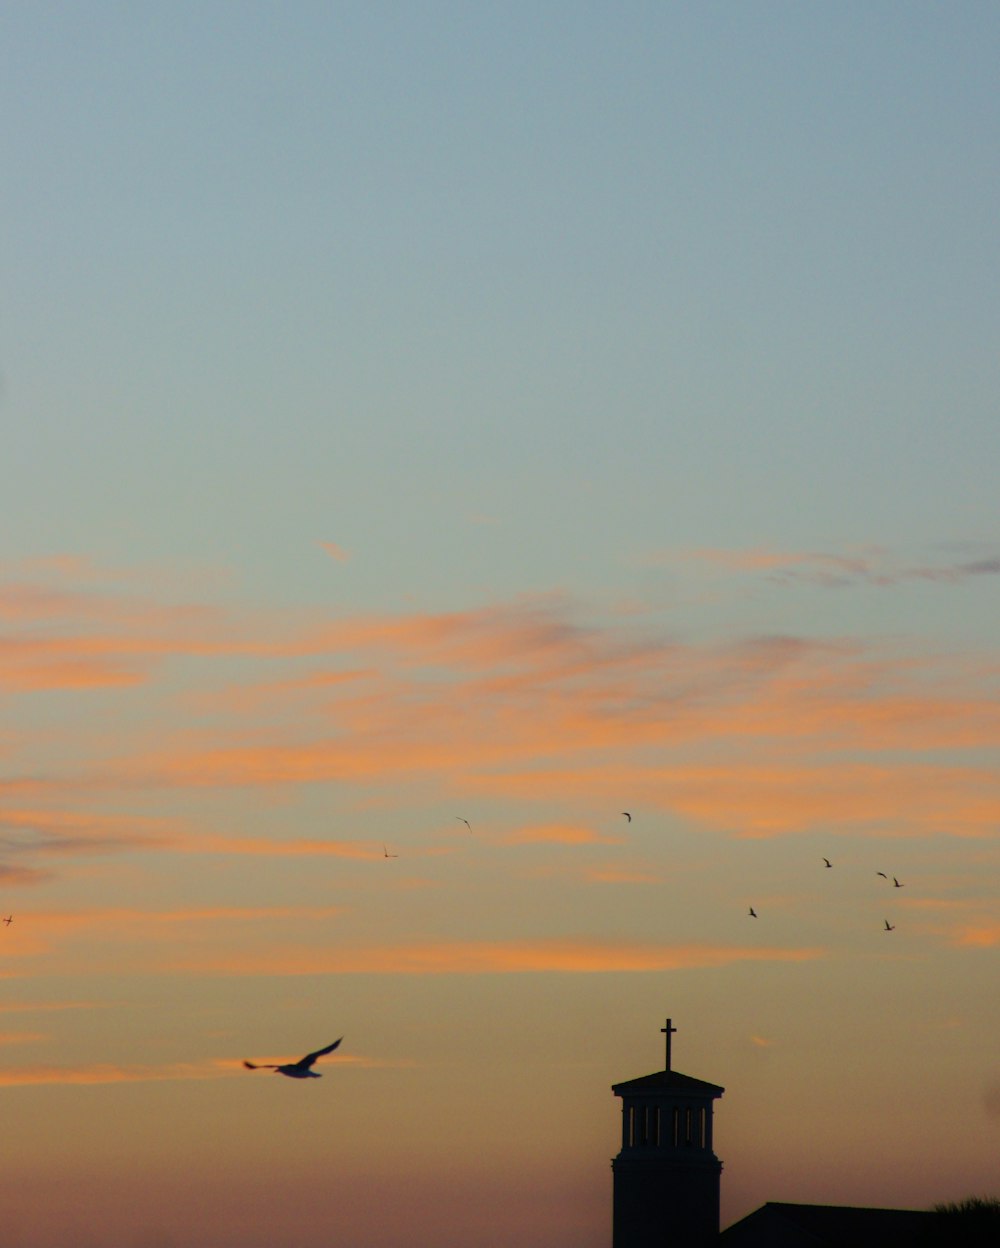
[[952, 924, 1000, 948], [0, 1060, 235, 1087], [319, 541, 350, 562], [6, 575, 1000, 855], [120, 615, 1000, 819], [580, 866, 662, 885], [502, 823, 622, 846], [468, 761, 1000, 838], [25, 905, 345, 933], [0, 1051, 392, 1086], [170, 833, 383, 860], [170, 938, 825, 977]]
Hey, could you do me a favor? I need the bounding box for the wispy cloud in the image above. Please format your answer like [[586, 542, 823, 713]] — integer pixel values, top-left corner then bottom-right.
[[0, 595, 230, 692], [952, 923, 1000, 948], [475, 761, 1000, 837], [169, 833, 384, 860], [0, 1052, 393, 1087], [318, 541, 350, 563], [502, 823, 623, 847], [169, 938, 825, 977], [5, 568, 1000, 863], [579, 865, 662, 885], [23, 905, 346, 934], [0, 809, 174, 857], [660, 544, 1000, 589], [0, 1001, 102, 1014], [0, 1060, 235, 1087], [0, 864, 51, 886]]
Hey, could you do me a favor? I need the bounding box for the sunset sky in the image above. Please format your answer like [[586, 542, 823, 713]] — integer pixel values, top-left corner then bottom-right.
[[2, 4, 999, 1246]]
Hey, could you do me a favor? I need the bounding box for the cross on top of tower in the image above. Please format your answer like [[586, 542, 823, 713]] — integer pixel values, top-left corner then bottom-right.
[[661, 1017, 677, 1070]]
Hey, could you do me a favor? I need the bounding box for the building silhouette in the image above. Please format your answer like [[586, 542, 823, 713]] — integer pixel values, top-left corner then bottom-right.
[[611, 1018, 724, 1248], [607, 1018, 978, 1247]]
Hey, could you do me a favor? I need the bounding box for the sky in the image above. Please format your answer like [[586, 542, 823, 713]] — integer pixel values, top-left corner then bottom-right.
[[2, 3, 999, 1245]]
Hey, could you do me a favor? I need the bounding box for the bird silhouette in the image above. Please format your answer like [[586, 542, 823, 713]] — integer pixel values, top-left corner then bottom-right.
[[823, 858, 832, 868], [748, 906, 757, 918], [893, 877, 904, 888], [243, 1038, 342, 1078], [884, 919, 895, 932], [383, 844, 398, 858], [456, 817, 471, 831], [2, 915, 12, 926], [622, 812, 632, 822], [876, 872, 888, 879]]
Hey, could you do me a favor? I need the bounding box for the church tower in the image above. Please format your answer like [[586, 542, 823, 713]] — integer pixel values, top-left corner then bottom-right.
[[612, 1019, 724, 1248]]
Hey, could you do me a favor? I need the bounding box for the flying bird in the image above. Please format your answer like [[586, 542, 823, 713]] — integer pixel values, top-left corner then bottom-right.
[[456, 817, 472, 831], [748, 907, 757, 918], [2, 915, 12, 926], [893, 877, 904, 888], [622, 812, 632, 823], [383, 844, 398, 858], [884, 919, 895, 931], [243, 1038, 343, 1078], [823, 858, 832, 868], [876, 872, 888, 879]]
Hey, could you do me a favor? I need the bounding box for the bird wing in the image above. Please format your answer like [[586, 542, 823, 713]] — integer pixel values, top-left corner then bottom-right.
[[297, 1038, 343, 1068], [243, 1060, 279, 1070]]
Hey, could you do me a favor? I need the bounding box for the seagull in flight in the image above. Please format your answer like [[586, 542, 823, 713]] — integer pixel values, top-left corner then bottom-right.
[[822, 858, 832, 868], [748, 906, 757, 918], [622, 812, 632, 822], [456, 817, 472, 831], [383, 844, 398, 858], [2, 915, 12, 926], [884, 919, 895, 932], [893, 877, 904, 888], [876, 872, 888, 879], [243, 1038, 343, 1078]]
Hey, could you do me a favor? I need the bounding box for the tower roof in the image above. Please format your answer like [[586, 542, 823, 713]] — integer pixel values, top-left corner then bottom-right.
[[612, 1069, 725, 1097]]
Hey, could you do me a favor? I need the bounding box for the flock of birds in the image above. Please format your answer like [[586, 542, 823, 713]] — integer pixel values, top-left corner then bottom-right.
[[1, 811, 913, 1084], [746, 855, 906, 931]]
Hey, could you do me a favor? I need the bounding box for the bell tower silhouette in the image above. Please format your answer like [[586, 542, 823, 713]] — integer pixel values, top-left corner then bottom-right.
[[612, 1018, 724, 1248]]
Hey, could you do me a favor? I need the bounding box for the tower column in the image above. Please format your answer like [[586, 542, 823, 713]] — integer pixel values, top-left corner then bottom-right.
[[611, 1018, 724, 1248]]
